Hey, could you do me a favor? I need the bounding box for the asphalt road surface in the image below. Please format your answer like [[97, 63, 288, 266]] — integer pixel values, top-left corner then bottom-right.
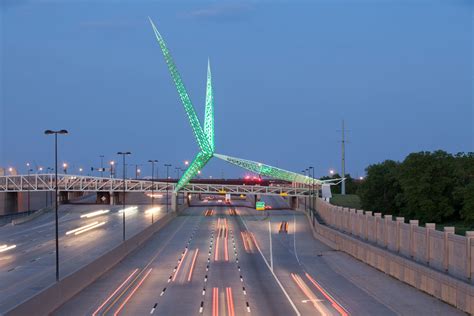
[[0, 193, 170, 313], [54, 198, 463, 316]]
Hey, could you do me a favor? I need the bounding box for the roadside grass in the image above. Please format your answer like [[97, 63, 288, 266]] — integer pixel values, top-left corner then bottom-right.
[[329, 194, 362, 209]]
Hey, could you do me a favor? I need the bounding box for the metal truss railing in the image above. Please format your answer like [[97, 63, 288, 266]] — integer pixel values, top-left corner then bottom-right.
[[0, 174, 311, 197]]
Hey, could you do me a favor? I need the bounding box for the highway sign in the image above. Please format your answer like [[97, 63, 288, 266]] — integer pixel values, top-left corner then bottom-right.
[[256, 201, 265, 211]]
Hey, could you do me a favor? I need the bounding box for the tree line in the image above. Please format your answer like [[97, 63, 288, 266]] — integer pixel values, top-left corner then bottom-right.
[[354, 151, 474, 226]]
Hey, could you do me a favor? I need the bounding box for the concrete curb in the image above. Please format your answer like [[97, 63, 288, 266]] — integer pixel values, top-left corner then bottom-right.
[[12, 207, 51, 225], [5, 212, 177, 316]]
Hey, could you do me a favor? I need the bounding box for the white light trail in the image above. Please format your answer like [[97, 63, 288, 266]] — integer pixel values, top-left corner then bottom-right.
[[74, 221, 107, 235], [145, 207, 161, 215], [118, 206, 138, 216], [0, 244, 16, 253], [80, 209, 110, 218], [66, 222, 100, 235]]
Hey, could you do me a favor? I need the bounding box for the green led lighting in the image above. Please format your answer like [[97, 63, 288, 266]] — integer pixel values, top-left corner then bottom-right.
[[149, 18, 322, 192], [149, 18, 212, 155], [214, 154, 319, 185], [204, 59, 215, 153]]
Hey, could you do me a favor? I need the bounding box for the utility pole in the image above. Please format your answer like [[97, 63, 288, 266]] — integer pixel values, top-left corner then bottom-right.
[[341, 120, 346, 195]]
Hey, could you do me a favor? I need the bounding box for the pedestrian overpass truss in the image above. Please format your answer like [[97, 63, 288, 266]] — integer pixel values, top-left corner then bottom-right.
[[0, 174, 311, 197]]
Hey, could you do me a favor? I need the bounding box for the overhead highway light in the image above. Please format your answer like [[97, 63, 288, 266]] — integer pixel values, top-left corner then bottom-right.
[[80, 210, 110, 218], [0, 244, 17, 253]]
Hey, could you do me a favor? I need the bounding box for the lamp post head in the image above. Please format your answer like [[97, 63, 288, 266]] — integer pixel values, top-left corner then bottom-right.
[[44, 129, 68, 135], [117, 152, 131, 155]]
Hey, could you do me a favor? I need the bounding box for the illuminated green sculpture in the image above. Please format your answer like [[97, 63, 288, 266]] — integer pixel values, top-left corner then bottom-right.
[[149, 18, 328, 191], [214, 154, 318, 185]]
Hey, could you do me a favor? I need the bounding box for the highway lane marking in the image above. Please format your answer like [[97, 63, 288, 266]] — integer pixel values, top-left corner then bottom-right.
[[238, 212, 301, 316], [269, 220, 273, 271], [305, 272, 349, 316], [293, 214, 301, 265]]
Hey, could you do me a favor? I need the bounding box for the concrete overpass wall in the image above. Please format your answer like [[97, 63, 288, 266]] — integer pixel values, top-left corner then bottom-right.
[[303, 197, 474, 314]]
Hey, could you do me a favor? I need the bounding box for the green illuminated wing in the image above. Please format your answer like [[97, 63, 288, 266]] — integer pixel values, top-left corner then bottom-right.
[[149, 18, 212, 154], [214, 153, 320, 185], [175, 151, 212, 192], [204, 59, 215, 152]]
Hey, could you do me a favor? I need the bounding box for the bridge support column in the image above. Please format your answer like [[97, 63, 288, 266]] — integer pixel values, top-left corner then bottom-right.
[[171, 192, 178, 212], [96, 192, 111, 204], [58, 191, 69, 203], [185, 193, 191, 206], [68, 192, 83, 202], [289, 196, 298, 210], [0, 192, 19, 214]]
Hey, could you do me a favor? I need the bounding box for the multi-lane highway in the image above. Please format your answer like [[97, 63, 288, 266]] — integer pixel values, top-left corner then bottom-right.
[[0, 193, 170, 313], [54, 198, 462, 316]]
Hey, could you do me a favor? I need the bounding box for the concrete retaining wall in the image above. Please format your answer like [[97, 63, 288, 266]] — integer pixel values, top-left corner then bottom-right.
[[301, 198, 474, 314], [5, 212, 177, 316], [302, 207, 474, 314], [315, 198, 474, 283]]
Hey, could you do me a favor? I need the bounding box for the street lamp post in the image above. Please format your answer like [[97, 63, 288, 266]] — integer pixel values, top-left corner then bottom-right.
[[100, 155, 104, 177], [110, 161, 115, 178], [308, 166, 314, 213], [26, 163, 32, 215], [148, 159, 158, 224], [117, 152, 131, 241], [164, 164, 171, 213], [44, 129, 68, 282]]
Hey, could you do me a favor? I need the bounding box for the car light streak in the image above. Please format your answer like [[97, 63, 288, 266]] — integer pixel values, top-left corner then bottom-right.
[[212, 287, 219, 316], [226, 287, 235, 316], [80, 209, 110, 218], [173, 248, 188, 281], [0, 244, 16, 253], [224, 219, 229, 261], [118, 206, 138, 216], [188, 249, 199, 281], [74, 221, 107, 235], [65, 222, 100, 235], [145, 207, 161, 215], [291, 273, 328, 316], [113, 268, 153, 316], [215, 219, 220, 261], [92, 268, 139, 316], [305, 272, 349, 316]]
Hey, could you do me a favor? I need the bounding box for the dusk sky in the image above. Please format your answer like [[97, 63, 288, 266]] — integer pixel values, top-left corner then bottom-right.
[[0, 0, 472, 179]]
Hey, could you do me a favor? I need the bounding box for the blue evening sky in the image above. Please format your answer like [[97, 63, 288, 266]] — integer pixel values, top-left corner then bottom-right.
[[0, 0, 472, 178]]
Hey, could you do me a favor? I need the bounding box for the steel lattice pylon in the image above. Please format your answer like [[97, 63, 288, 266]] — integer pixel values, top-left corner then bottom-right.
[[149, 18, 334, 192]]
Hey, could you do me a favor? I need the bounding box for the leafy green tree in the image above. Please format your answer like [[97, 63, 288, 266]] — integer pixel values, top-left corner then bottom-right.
[[357, 160, 401, 215], [398, 151, 456, 223]]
